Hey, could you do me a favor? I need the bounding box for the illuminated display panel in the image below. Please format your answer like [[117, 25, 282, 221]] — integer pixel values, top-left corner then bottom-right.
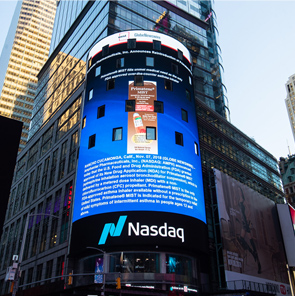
[[71, 31, 206, 254]]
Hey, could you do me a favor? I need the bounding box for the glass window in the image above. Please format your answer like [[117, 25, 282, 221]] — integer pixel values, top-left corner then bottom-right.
[[116, 58, 124, 68], [186, 89, 191, 101], [134, 75, 143, 86], [82, 116, 86, 129], [127, 38, 136, 49], [49, 150, 58, 188], [166, 254, 192, 277], [88, 58, 92, 68], [97, 105, 105, 118], [56, 255, 65, 280], [109, 252, 159, 273], [194, 142, 199, 155], [146, 127, 156, 140], [27, 267, 34, 286], [89, 89, 93, 100], [102, 44, 109, 56], [33, 164, 42, 201], [154, 101, 164, 113], [41, 157, 50, 194], [189, 76, 192, 85], [45, 260, 53, 283], [95, 66, 101, 77], [58, 141, 68, 181], [56, 96, 81, 141], [107, 79, 115, 90], [153, 40, 161, 50], [146, 57, 154, 67], [181, 109, 188, 122], [35, 264, 43, 286], [126, 100, 135, 112], [41, 125, 53, 156], [175, 132, 183, 146], [172, 63, 178, 74], [89, 134, 96, 149], [113, 128, 122, 141], [178, 49, 183, 60], [68, 132, 78, 173], [165, 79, 173, 91]]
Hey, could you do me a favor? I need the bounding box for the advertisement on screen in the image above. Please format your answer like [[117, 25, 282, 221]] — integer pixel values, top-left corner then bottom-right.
[[127, 81, 158, 154], [214, 169, 290, 295], [94, 257, 103, 284]]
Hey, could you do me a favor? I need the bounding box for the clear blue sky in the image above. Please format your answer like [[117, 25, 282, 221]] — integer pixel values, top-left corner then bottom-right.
[[0, 0, 294, 160], [214, 1, 295, 159]]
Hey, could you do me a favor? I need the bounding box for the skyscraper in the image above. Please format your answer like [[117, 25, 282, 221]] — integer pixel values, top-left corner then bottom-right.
[[0, 1, 288, 296], [285, 74, 295, 143], [0, 0, 57, 150]]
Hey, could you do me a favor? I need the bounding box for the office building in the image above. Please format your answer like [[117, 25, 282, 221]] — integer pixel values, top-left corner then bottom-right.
[[0, 0, 57, 151], [279, 155, 295, 207], [285, 74, 295, 143], [0, 1, 288, 296]]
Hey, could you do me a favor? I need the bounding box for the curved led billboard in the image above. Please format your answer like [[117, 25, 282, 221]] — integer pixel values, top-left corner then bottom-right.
[[71, 31, 207, 255]]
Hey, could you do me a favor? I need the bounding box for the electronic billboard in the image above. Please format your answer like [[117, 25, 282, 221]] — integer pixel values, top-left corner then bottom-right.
[[70, 31, 207, 255]]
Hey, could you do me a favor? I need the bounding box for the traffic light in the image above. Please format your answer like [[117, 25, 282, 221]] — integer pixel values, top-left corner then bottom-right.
[[116, 277, 121, 289]]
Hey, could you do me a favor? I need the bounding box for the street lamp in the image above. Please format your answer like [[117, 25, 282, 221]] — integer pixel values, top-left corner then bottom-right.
[[12, 213, 59, 296], [86, 247, 106, 296]]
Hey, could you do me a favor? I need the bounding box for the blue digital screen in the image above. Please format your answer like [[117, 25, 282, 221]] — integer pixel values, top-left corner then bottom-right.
[[72, 33, 206, 225]]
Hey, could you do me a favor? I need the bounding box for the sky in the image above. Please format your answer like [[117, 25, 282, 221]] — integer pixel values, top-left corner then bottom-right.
[[0, 0, 294, 160]]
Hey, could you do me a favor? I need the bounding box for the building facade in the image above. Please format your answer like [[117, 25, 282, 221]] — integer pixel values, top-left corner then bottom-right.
[[0, 1, 286, 296], [285, 74, 295, 143], [279, 155, 295, 207], [0, 0, 57, 150]]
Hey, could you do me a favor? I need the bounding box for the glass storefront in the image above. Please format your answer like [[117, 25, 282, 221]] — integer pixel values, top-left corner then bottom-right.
[[78, 251, 197, 289]]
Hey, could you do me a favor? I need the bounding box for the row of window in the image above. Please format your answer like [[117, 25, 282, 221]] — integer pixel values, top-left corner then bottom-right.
[[94, 56, 181, 76], [88, 128, 199, 155], [197, 104, 279, 172], [89, 75, 191, 97], [15, 97, 81, 181], [285, 186, 295, 195], [89, 39, 184, 68], [199, 124, 281, 190], [7, 131, 78, 224], [0, 255, 65, 294], [84, 101, 188, 123], [1, 182, 72, 275]]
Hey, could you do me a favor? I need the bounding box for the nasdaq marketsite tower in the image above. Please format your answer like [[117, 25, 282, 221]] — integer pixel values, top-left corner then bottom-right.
[[70, 30, 207, 292]]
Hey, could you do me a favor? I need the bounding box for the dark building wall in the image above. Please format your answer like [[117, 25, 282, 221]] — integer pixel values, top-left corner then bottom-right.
[[0, 116, 22, 237]]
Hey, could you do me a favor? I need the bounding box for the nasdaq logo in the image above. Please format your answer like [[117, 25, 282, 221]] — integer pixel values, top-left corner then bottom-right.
[[98, 215, 127, 245], [98, 215, 184, 245]]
